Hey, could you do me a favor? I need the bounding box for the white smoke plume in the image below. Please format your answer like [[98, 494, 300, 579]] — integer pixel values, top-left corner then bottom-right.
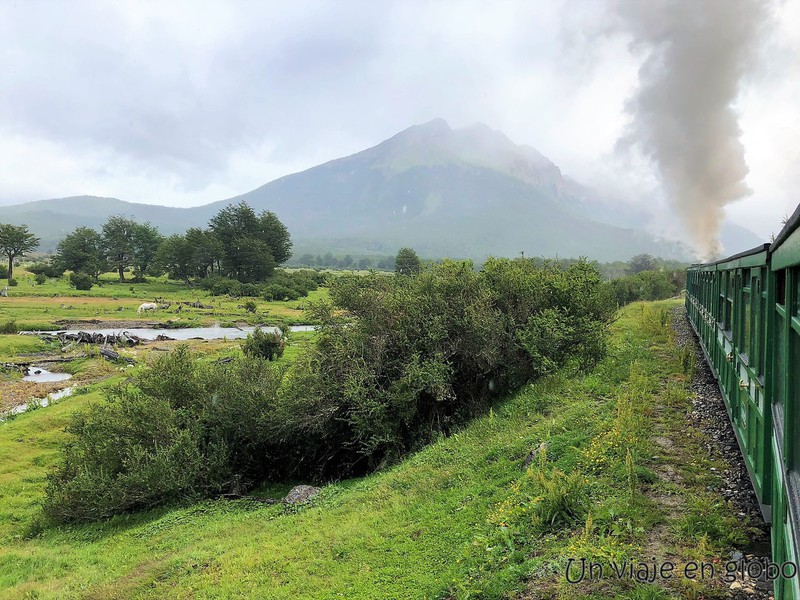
[[614, 0, 773, 259]]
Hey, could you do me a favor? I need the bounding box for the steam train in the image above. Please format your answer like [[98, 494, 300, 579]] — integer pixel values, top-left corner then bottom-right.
[[686, 204, 800, 599]]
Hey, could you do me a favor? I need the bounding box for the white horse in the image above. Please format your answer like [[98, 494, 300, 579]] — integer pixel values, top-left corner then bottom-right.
[[137, 302, 158, 315]]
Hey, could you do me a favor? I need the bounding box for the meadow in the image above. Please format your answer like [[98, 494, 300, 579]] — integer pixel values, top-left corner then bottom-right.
[[0, 270, 325, 332], [0, 301, 759, 599]]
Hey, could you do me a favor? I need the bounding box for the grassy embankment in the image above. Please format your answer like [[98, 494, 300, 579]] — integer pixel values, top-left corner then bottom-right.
[[0, 300, 757, 599]]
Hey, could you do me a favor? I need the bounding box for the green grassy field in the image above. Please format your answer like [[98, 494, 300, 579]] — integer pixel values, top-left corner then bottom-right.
[[0, 301, 758, 599], [0, 271, 325, 330], [0, 273, 322, 414]]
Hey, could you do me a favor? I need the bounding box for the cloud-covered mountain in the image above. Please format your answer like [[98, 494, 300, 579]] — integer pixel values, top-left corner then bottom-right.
[[0, 119, 763, 261]]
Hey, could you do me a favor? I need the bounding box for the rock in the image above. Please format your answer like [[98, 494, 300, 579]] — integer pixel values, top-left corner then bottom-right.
[[284, 485, 320, 505]]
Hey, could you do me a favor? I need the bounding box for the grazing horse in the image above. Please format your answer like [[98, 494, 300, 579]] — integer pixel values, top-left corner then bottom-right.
[[137, 302, 158, 315]]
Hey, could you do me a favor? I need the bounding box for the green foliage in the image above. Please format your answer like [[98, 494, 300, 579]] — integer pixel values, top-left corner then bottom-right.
[[131, 221, 164, 280], [209, 201, 292, 282], [242, 299, 257, 313], [7, 277, 18, 287], [242, 327, 286, 360], [55, 226, 106, 279], [529, 467, 590, 532], [0, 222, 40, 281], [102, 215, 137, 281], [277, 258, 615, 478], [69, 271, 94, 291], [43, 346, 285, 523], [607, 268, 685, 306], [395, 247, 421, 276], [0, 320, 18, 334], [27, 260, 65, 279], [627, 253, 657, 274], [199, 270, 319, 299], [0, 263, 6, 278], [34, 272, 47, 285]]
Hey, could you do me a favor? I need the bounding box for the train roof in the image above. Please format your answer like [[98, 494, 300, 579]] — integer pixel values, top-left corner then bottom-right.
[[769, 202, 800, 270], [688, 243, 769, 270]]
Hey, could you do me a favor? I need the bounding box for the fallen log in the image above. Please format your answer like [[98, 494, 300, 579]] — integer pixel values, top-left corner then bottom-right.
[[2, 355, 88, 369], [99, 348, 135, 364]]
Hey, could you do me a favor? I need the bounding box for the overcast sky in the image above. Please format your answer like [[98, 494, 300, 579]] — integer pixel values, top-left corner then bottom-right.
[[1, 0, 798, 240]]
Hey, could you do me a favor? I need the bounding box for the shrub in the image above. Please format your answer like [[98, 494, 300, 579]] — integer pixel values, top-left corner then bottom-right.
[[69, 272, 94, 290], [0, 264, 6, 279], [242, 299, 257, 313], [0, 320, 18, 334], [34, 272, 47, 285], [45, 258, 616, 522], [8, 278, 18, 287], [27, 261, 64, 278], [242, 327, 285, 360], [43, 346, 285, 523], [262, 284, 300, 301], [277, 258, 615, 478], [530, 467, 590, 532]]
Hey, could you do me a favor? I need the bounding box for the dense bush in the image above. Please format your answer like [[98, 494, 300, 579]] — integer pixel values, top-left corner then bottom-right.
[[199, 269, 320, 299], [242, 327, 286, 360], [607, 269, 685, 306], [275, 258, 615, 478], [43, 347, 285, 523], [27, 261, 65, 278], [0, 320, 18, 334], [44, 258, 615, 522], [7, 277, 18, 287], [69, 271, 94, 290], [34, 272, 47, 285], [0, 263, 6, 278]]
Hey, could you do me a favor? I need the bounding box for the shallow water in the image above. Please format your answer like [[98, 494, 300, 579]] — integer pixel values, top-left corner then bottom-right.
[[23, 324, 315, 341], [23, 367, 73, 383], [2, 386, 75, 419]]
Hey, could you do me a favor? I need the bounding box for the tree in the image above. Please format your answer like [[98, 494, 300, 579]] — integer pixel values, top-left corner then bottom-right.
[[395, 247, 421, 276], [258, 210, 292, 264], [185, 228, 223, 278], [154, 235, 194, 284], [627, 254, 656, 274], [358, 257, 372, 270], [131, 222, 163, 280], [208, 201, 291, 282], [232, 237, 277, 282], [102, 216, 136, 281], [0, 223, 39, 283], [55, 227, 106, 280]]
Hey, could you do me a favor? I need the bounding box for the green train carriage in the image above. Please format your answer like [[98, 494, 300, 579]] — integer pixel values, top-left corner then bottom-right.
[[687, 205, 800, 599]]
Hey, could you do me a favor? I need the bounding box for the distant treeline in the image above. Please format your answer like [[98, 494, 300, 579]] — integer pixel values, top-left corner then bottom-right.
[[3, 201, 326, 300]]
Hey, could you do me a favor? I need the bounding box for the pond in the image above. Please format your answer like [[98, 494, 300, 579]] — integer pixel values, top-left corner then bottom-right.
[[23, 366, 73, 383], [23, 324, 317, 341]]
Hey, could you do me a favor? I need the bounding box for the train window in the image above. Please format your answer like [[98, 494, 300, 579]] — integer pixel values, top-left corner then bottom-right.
[[775, 315, 786, 411], [777, 269, 786, 306], [724, 271, 733, 332], [743, 286, 752, 360]]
